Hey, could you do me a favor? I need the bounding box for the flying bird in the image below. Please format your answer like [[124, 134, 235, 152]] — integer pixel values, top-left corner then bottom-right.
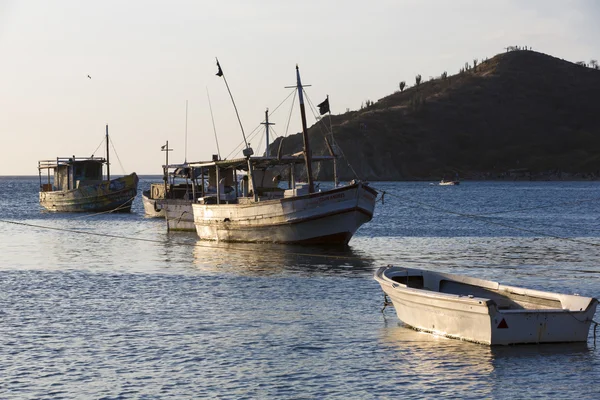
[[87, 75, 91, 79]]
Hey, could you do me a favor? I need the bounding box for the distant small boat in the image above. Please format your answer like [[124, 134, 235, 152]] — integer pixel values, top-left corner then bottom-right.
[[38, 125, 138, 213], [439, 179, 460, 186], [375, 266, 598, 345]]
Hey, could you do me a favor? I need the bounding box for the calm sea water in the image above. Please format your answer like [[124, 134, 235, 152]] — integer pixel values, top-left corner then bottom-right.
[[1, 176, 600, 399]]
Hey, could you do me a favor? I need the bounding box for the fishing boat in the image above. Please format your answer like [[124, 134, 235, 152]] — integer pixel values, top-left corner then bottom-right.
[[38, 125, 138, 213], [188, 64, 378, 244], [439, 179, 460, 186], [141, 141, 196, 221], [163, 164, 206, 231], [374, 266, 598, 345]]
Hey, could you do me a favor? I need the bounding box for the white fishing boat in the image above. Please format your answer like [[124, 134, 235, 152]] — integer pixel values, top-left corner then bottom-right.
[[38, 125, 138, 213], [439, 179, 459, 186], [375, 266, 598, 345], [161, 163, 206, 232], [188, 64, 378, 245]]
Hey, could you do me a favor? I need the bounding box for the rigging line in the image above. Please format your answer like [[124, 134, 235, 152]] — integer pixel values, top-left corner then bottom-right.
[[0, 219, 367, 262], [304, 89, 361, 181], [376, 190, 600, 248], [221, 92, 297, 160], [109, 137, 126, 174], [223, 123, 263, 160], [91, 138, 104, 158], [206, 87, 221, 159], [284, 90, 297, 137], [470, 196, 600, 217]]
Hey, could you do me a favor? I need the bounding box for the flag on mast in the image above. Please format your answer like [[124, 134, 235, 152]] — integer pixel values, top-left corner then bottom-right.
[[317, 98, 330, 115], [216, 59, 223, 77]]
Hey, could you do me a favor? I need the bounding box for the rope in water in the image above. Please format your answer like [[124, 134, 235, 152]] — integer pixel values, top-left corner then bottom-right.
[[369, 187, 600, 249]]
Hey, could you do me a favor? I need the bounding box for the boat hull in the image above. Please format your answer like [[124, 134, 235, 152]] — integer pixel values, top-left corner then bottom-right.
[[192, 182, 377, 244], [142, 191, 165, 218], [165, 199, 195, 232], [375, 266, 598, 345], [39, 173, 139, 213]]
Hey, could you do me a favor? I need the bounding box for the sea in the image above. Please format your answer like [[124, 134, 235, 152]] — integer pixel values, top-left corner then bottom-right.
[[1, 176, 600, 399]]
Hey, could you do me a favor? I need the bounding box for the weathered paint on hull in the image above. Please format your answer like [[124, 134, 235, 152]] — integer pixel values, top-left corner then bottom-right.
[[192, 182, 377, 244], [142, 191, 165, 218], [39, 173, 139, 213], [375, 267, 598, 345], [164, 199, 195, 232]]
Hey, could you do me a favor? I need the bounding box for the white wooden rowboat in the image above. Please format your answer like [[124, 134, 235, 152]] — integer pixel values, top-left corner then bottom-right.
[[374, 266, 598, 345]]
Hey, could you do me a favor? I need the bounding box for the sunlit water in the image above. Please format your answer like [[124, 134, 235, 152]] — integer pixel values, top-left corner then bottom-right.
[[1, 176, 600, 398]]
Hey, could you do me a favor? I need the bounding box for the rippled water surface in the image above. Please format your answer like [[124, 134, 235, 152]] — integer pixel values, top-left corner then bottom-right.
[[1, 177, 600, 399]]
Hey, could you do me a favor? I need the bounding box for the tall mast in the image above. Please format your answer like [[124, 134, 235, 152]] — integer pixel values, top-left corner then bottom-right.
[[184, 100, 188, 163], [261, 108, 275, 157], [105, 124, 110, 181], [296, 65, 314, 193], [326, 95, 338, 187]]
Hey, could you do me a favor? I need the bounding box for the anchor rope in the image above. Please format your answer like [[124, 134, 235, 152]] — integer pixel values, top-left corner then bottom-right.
[[369, 188, 600, 249]]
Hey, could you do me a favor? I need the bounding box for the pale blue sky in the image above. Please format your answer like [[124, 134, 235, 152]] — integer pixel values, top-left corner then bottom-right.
[[1, 0, 598, 175]]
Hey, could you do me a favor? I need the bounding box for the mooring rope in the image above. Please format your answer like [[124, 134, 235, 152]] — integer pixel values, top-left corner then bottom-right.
[[370, 188, 600, 249]]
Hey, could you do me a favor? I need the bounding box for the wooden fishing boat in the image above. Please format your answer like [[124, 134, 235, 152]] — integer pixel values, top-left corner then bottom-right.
[[38, 125, 138, 213], [375, 266, 598, 345], [188, 64, 378, 244]]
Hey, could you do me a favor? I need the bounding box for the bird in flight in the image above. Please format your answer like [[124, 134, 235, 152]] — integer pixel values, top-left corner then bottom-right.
[[87, 75, 91, 79]]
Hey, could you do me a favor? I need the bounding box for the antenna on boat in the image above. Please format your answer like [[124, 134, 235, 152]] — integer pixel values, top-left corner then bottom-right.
[[206, 87, 221, 160], [106, 124, 110, 182], [215, 57, 257, 201], [261, 108, 275, 157], [184, 100, 188, 163]]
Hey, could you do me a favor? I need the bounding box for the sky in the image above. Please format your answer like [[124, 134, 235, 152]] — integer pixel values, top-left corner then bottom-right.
[[1, 0, 599, 175]]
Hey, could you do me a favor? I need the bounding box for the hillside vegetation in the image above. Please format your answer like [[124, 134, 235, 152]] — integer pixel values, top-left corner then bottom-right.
[[271, 50, 600, 180]]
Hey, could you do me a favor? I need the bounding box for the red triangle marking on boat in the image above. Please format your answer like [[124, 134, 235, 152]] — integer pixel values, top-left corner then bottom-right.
[[497, 318, 509, 329]]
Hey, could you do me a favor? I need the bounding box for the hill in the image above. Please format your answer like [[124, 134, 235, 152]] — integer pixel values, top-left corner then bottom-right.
[[270, 50, 600, 180]]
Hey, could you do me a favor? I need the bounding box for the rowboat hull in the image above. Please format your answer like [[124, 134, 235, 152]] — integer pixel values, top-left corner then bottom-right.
[[39, 173, 139, 213], [165, 199, 195, 231], [375, 266, 598, 345], [192, 182, 377, 244]]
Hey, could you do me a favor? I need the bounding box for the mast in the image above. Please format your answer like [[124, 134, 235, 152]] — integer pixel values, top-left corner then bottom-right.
[[161, 141, 172, 198], [326, 95, 338, 187], [106, 124, 110, 181], [296, 65, 314, 193], [261, 108, 275, 157], [184, 100, 188, 163]]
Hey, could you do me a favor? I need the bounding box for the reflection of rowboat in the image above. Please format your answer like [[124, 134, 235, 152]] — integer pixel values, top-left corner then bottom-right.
[[375, 266, 598, 345]]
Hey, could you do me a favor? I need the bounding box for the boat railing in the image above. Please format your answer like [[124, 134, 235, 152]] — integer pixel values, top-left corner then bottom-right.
[[38, 156, 106, 169]]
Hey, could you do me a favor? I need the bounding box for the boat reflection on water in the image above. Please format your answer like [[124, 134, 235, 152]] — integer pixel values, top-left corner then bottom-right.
[[379, 321, 592, 397], [192, 241, 375, 277]]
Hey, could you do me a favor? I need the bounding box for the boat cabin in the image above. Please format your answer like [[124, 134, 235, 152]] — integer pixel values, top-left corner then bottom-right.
[[38, 157, 105, 192], [189, 154, 335, 205]]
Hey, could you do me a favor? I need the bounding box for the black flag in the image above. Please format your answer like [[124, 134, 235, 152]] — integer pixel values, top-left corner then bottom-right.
[[216, 59, 223, 77], [317, 98, 330, 115]]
